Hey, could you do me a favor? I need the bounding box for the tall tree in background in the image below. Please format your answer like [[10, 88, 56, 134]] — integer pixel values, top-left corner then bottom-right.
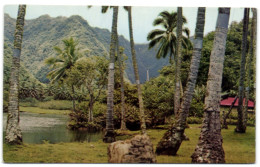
[[103, 6, 118, 143], [5, 5, 26, 145], [126, 6, 146, 134], [45, 37, 80, 112], [116, 33, 127, 130], [174, 7, 183, 117], [235, 8, 250, 133], [191, 8, 230, 163], [156, 7, 206, 155], [244, 8, 256, 131]]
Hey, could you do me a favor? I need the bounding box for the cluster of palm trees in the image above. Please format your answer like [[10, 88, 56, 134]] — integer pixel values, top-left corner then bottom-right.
[[5, 4, 256, 164], [98, 6, 147, 142]]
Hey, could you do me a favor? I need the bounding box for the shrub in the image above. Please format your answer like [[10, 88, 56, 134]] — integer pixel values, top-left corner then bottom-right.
[[41, 96, 54, 102], [189, 99, 204, 117], [187, 117, 203, 124], [68, 102, 106, 131]]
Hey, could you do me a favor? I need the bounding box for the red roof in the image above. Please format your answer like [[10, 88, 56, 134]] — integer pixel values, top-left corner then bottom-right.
[[220, 97, 254, 108]]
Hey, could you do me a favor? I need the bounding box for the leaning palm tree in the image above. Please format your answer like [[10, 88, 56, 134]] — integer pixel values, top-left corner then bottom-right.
[[45, 37, 81, 112], [156, 7, 206, 155], [191, 8, 230, 163], [147, 10, 191, 64], [5, 5, 26, 145], [125, 6, 146, 134], [235, 8, 250, 133], [103, 6, 118, 143]]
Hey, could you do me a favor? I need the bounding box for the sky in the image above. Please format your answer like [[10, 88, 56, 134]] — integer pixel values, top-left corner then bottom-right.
[[4, 5, 246, 44]]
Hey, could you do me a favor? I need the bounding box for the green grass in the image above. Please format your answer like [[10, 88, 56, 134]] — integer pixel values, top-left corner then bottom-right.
[[38, 100, 72, 110], [3, 141, 108, 163], [20, 106, 70, 115], [20, 100, 72, 110], [3, 125, 255, 163]]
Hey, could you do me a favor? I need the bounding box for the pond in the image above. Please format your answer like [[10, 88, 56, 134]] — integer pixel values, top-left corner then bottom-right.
[[3, 112, 103, 144]]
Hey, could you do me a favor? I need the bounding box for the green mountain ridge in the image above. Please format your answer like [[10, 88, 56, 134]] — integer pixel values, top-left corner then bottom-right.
[[4, 13, 169, 84]]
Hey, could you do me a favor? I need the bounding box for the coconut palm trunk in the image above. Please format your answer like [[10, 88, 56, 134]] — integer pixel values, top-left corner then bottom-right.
[[244, 8, 256, 130], [5, 5, 26, 145], [235, 8, 250, 133], [191, 8, 230, 163], [127, 6, 146, 134], [174, 7, 183, 118], [71, 84, 76, 112], [155, 7, 206, 155], [115, 33, 127, 130], [103, 6, 118, 143]]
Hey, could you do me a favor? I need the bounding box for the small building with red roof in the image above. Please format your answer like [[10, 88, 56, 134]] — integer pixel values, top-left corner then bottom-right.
[[220, 97, 255, 109]]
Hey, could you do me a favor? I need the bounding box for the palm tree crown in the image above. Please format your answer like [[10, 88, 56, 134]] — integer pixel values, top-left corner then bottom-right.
[[147, 11, 191, 63], [45, 37, 81, 83]]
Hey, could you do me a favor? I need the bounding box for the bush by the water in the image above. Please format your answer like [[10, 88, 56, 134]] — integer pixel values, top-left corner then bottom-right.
[[68, 101, 157, 131], [68, 102, 105, 131]]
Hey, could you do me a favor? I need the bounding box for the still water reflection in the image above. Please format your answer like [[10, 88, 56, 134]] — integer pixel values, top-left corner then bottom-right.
[[3, 112, 103, 144]]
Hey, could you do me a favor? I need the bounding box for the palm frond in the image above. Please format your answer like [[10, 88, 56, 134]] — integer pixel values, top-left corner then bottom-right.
[[148, 36, 163, 49], [123, 6, 129, 11], [182, 37, 193, 50], [45, 57, 64, 65], [182, 16, 187, 24], [50, 67, 66, 83], [53, 46, 63, 54], [153, 18, 166, 26], [183, 27, 190, 38], [159, 11, 171, 19], [101, 6, 109, 13], [147, 29, 165, 40], [156, 38, 169, 59]]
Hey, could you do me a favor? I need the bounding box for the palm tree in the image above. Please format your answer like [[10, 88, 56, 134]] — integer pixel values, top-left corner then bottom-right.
[[147, 9, 192, 118], [45, 37, 81, 112], [126, 6, 146, 134], [155, 7, 206, 155], [116, 38, 127, 130], [191, 8, 230, 163], [99, 6, 127, 131], [235, 8, 250, 133], [147, 10, 191, 64], [244, 8, 257, 127], [103, 6, 118, 143], [174, 7, 183, 118], [5, 5, 26, 145]]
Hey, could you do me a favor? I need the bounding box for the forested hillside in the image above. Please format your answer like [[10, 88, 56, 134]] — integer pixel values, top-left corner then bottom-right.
[[3, 42, 45, 111], [4, 14, 168, 83]]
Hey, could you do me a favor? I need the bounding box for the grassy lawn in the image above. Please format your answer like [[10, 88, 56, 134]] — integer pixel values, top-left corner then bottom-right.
[[3, 125, 255, 163], [20, 106, 70, 115]]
